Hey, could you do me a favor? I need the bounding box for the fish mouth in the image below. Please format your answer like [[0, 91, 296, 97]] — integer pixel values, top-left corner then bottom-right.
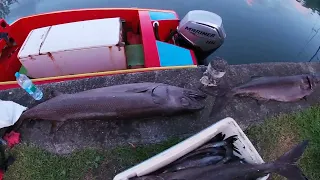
[[311, 73, 320, 84]]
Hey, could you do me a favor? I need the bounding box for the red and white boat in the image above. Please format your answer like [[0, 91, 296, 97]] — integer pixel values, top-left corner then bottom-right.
[[0, 8, 226, 90]]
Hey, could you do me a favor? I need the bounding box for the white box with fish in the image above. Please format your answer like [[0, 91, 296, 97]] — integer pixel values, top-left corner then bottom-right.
[[18, 17, 126, 78], [113, 117, 268, 180]]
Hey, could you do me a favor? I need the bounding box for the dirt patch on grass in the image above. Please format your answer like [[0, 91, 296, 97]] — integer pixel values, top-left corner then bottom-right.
[[246, 113, 300, 160], [271, 131, 296, 159], [89, 158, 123, 180]]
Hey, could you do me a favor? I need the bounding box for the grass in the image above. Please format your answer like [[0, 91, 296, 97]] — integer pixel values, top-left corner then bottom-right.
[[246, 106, 320, 179], [4, 138, 181, 180], [3, 106, 320, 180], [4, 145, 104, 180]]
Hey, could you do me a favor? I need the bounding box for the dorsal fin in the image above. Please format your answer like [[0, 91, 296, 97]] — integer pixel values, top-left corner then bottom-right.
[[151, 85, 168, 104], [125, 87, 149, 93], [51, 90, 64, 97]]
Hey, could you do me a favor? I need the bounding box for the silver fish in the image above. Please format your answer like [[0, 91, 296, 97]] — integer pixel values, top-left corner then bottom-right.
[[231, 74, 318, 102], [163, 155, 224, 173], [132, 140, 309, 180], [21, 83, 206, 122], [209, 74, 320, 117]]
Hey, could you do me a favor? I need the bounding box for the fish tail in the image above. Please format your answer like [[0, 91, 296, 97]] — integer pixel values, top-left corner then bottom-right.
[[224, 135, 238, 145], [12, 113, 30, 132], [225, 135, 239, 156], [274, 140, 309, 180], [208, 132, 226, 143]]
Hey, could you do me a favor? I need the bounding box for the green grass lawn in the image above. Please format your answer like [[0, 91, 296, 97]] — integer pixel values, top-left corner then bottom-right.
[[4, 139, 181, 180], [4, 106, 320, 180], [246, 106, 320, 180]]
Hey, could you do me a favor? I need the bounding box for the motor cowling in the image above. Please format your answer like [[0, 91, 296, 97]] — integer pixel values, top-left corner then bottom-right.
[[176, 10, 226, 64]]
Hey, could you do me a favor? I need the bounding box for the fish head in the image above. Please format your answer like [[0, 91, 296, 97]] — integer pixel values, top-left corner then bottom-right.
[[311, 73, 320, 85], [304, 73, 320, 90], [167, 86, 207, 110]]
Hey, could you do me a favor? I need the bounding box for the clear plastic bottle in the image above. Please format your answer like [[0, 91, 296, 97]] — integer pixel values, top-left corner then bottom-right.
[[15, 72, 43, 100]]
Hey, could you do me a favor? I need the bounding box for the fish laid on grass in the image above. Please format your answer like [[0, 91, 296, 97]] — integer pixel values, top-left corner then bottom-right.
[[210, 74, 320, 116], [132, 140, 309, 180], [16, 83, 206, 131]]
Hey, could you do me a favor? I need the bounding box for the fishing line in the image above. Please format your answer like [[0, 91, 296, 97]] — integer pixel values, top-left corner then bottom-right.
[[309, 46, 320, 62]]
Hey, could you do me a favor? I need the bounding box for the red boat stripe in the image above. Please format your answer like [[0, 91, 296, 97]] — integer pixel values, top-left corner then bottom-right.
[[138, 11, 160, 67]]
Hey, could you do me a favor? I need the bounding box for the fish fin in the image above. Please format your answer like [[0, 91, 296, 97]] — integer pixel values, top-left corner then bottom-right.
[[12, 118, 25, 132], [274, 140, 309, 180], [51, 90, 64, 97], [50, 121, 56, 134], [233, 147, 241, 155], [224, 135, 238, 144], [250, 75, 262, 79], [256, 99, 265, 106], [151, 85, 168, 104], [50, 121, 65, 134], [125, 87, 149, 93], [255, 98, 269, 105], [208, 133, 225, 143], [12, 113, 30, 132], [301, 96, 308, 102]]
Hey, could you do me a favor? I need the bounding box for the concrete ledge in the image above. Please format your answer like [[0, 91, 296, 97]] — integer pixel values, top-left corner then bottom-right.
[[0, 62, 320, 154]]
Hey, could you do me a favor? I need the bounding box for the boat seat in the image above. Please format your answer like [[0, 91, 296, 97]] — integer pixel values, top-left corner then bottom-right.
[[156, 41, 196, 66], [125, 44, 145, 68]]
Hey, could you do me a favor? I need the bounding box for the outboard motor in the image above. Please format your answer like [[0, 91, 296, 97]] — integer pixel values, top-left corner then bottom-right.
[[175, 10, 226, 65]]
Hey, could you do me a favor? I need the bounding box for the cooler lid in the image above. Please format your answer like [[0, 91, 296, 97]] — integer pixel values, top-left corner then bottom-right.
[[40, 18, 122, 53], [18, 26, 50, 58]]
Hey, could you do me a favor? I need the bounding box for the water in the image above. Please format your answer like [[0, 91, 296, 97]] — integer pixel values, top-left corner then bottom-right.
[[15, 72, 43, 100], [3, 0, 320, 64]]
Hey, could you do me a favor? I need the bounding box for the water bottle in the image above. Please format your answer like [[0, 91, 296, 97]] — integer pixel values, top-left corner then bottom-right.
[[15, 72, 43, 100]]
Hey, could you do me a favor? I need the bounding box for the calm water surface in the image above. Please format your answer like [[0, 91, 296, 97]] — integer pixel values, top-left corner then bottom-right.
[[3, 0, 320, 64]]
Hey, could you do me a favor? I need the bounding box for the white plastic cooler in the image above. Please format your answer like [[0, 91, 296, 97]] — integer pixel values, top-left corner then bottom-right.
[[18, 18, 127, 78], [114, 117, 268, 180]]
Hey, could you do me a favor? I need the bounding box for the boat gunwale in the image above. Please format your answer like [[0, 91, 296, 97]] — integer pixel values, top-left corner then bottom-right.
[[0, 65, 197, 90], [9, 8, 179, 25]]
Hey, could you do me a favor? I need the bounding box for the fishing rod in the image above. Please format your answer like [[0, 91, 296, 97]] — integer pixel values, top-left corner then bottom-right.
[[309, 46, 320, 62]]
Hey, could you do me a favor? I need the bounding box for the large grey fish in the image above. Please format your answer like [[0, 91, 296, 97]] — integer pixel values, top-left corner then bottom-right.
[[231, 74, 319, 102], [209, 74, 320, 116], [132, 140, 309, 180], [16, 83, 206, 130], [21, 83, 206, 121]]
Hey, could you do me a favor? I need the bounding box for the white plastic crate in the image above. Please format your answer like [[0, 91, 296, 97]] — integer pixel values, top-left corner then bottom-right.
[[113, 117, 269, 180]]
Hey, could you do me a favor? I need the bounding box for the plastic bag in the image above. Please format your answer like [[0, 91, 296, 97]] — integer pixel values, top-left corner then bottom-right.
[[0, 100, 27, 128]]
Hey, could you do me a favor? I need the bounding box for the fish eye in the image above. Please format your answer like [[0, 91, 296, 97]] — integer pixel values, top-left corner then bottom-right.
[[180, 97, 190, 106]]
